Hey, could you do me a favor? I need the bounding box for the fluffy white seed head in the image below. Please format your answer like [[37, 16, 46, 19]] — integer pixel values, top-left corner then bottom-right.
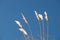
[[38, 14, 43, 20], [15, 20, 22, 28], [34, 11, 40, 20], [44, 11, 48, 21], [19, 28, 28, 36], [21, 13, 28, 24]]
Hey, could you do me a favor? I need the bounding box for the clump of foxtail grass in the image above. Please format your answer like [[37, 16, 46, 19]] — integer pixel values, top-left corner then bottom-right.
[[34, 11, 49, 40], [15, 10, 50, 40], [15, 20, 30, 40]]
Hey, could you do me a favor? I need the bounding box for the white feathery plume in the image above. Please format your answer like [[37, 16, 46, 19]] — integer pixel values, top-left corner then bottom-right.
[[34, 11, 44, 40], [15, 20, 22, 28], [19, 28, 28, 36], [44, 11, 48, 21], [21, 13, 28, 24], [38, 14, 44, 40], [44, 11, 49, 40], [21, 13, 33, 40], [34, 11, 40, 20], [38, 14, 43, 20], [19, 28, 29, 40]]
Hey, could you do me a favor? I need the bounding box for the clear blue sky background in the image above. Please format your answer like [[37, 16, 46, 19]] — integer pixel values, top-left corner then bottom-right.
[[0, 0, 60, 40]]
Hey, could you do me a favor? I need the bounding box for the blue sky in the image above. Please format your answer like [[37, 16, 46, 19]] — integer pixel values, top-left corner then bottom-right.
[[0, 0, 60, 40]]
